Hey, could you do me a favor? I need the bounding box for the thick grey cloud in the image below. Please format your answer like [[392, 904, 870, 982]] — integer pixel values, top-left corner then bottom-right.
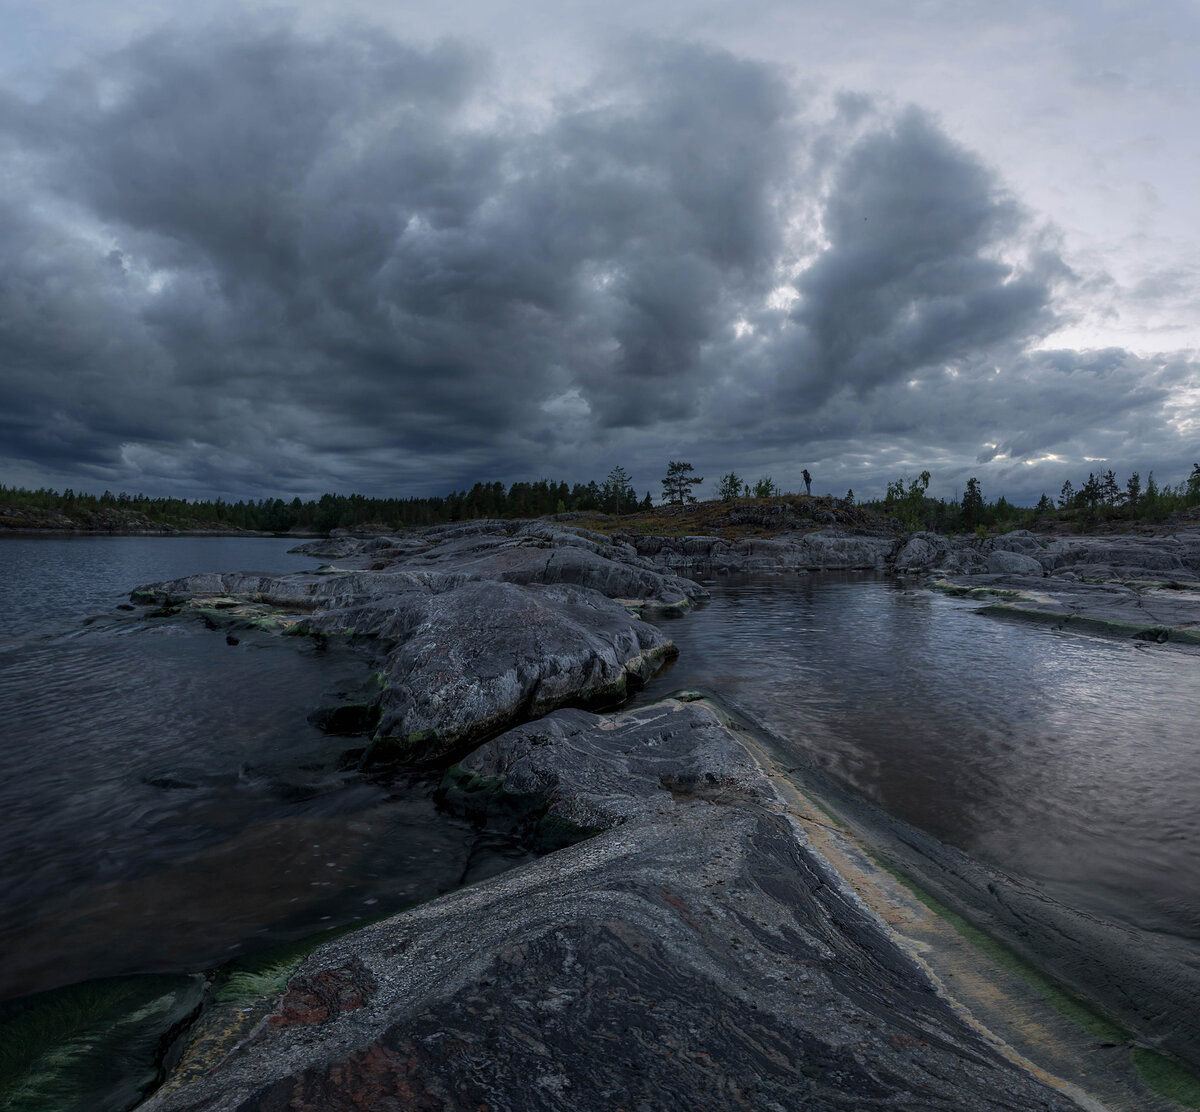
[[791, 108, 1064, 399], [0, 19, 1195, 503]]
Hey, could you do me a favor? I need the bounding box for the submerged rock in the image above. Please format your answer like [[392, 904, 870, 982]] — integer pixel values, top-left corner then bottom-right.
[[139, 700, 1080, 1112]]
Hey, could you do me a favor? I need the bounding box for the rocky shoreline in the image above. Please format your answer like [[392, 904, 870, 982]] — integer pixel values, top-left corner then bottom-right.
[[621, 524, 1200, 645], [125, 518, 1200, 1110], [140, 698, 1092, 1112]]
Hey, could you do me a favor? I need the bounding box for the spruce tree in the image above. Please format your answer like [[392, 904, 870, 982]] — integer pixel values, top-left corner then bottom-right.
[[961, 477, 985, 529]]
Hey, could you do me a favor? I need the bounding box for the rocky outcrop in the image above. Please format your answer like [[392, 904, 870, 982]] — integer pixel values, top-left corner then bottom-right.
[[140, 699, 1081, 1112], [888, 527, 1200, 644], [986, 549, 1045, 576], [893, 528, 1200, 584], [311, 581, 676, 756], [935, 574, 1200, 645], [131, 521, 704, 760], [621, 529, 896, 574]]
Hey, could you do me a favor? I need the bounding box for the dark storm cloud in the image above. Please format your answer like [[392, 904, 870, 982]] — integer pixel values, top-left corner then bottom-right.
[[0, 19, 1192, 500], [787, 107, 1064, 401]]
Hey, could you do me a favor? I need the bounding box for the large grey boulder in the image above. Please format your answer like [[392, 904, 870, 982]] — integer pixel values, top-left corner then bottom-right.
[[986, 549, 1045, 576], [302, 581, 675, 758], [894, 532, 988, 575], [140, 700, 1081, 1112], [132, 521, 697, 760]]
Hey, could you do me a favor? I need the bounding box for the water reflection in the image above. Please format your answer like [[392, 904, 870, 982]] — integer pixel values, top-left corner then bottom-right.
[[638, 572, 1200, 944], [0, 613, 529, 1000]]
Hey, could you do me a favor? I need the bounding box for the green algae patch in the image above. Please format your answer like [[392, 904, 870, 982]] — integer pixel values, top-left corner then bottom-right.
[[164, 927, 373, 1099], [211, 930, 353, 1007], [366, 728, 445, 765], [437, 765, 547, 829], [876, 863, 1128, 1046], [0, 973, 205, 1112], [1062, 614, 1169, 640], [931, 581, 1023, 601], [1130, 1047, 1200, 1108], [977, 600, 1200, 650], [977, 603, 1066, 627], [534, 812, 603, 852], [214, 960, 298, 1006]]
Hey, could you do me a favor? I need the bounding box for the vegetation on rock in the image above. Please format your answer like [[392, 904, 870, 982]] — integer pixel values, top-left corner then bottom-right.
[[4, 461, 1199, 536]]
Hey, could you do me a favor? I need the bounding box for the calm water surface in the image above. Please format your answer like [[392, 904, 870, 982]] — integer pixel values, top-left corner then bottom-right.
[[639, 573, 1200, 950], [0, 537, 528, 1001], [3, 543, 1197, 1009]]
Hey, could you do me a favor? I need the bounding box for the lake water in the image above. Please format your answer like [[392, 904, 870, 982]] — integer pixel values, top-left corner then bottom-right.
[[639, 574, 1200, 946], [3, 540, 1198, 1098], [0, 537, 531, 1005]]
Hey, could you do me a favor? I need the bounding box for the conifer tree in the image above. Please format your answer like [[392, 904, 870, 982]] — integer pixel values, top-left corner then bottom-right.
[[961, 477, 985, 528], [661, 461, 703, 505]]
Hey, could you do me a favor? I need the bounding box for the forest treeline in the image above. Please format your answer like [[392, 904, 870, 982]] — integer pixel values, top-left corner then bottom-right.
[[867, 465, 1200, 533], [0, 473, 653, 533], [3, 462, 1198, 534]]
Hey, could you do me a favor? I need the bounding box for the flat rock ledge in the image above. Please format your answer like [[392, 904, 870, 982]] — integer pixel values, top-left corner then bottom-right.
[[894, 529, 1200, 645], [130, 521, 705, 760], [141, 698, 1082, 1112]]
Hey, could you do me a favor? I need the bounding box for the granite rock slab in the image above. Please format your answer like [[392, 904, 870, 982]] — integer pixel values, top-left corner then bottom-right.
[[621, 530, 897, 574], [140, 700, 1081, 1112], [894, 528, 1200, 583]]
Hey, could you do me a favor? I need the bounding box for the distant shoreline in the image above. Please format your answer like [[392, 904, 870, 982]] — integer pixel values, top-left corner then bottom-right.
[[0, 527, 322, 538]]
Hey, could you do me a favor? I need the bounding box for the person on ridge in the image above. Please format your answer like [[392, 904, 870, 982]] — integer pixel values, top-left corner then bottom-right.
[[802, 468, 812, 496]]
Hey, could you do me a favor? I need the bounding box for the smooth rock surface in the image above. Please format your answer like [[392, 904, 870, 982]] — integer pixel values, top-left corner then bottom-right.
[[132, 522, 702, 759], [936, 573, 1200, 645], [140, 700, 1081, 1112], [894, 528, 1200, 583], [986, 549, 1045, 576]]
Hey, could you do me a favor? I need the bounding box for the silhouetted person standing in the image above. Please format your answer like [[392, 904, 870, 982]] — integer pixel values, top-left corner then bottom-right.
[[802, 468, 811, 496]]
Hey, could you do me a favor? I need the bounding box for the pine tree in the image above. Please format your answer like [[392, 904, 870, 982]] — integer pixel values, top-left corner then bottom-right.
[[717, 472, 743, 501], [1101, 469, 1120, 506], [1188, 463, 1200, 505], [1125, 472, 1141, 512], [661, 461, 704, 505]]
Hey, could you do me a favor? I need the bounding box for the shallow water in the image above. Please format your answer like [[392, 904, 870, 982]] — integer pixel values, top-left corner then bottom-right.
[[0, 537, 529, 1002], [637, 572, 1200, 952]]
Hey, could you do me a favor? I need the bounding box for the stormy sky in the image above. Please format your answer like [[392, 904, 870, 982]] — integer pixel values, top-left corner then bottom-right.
[[1, 2, 1197, 505]]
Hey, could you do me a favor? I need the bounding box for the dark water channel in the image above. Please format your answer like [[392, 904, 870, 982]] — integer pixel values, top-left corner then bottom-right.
[[636, 571, 1200, 1052]]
